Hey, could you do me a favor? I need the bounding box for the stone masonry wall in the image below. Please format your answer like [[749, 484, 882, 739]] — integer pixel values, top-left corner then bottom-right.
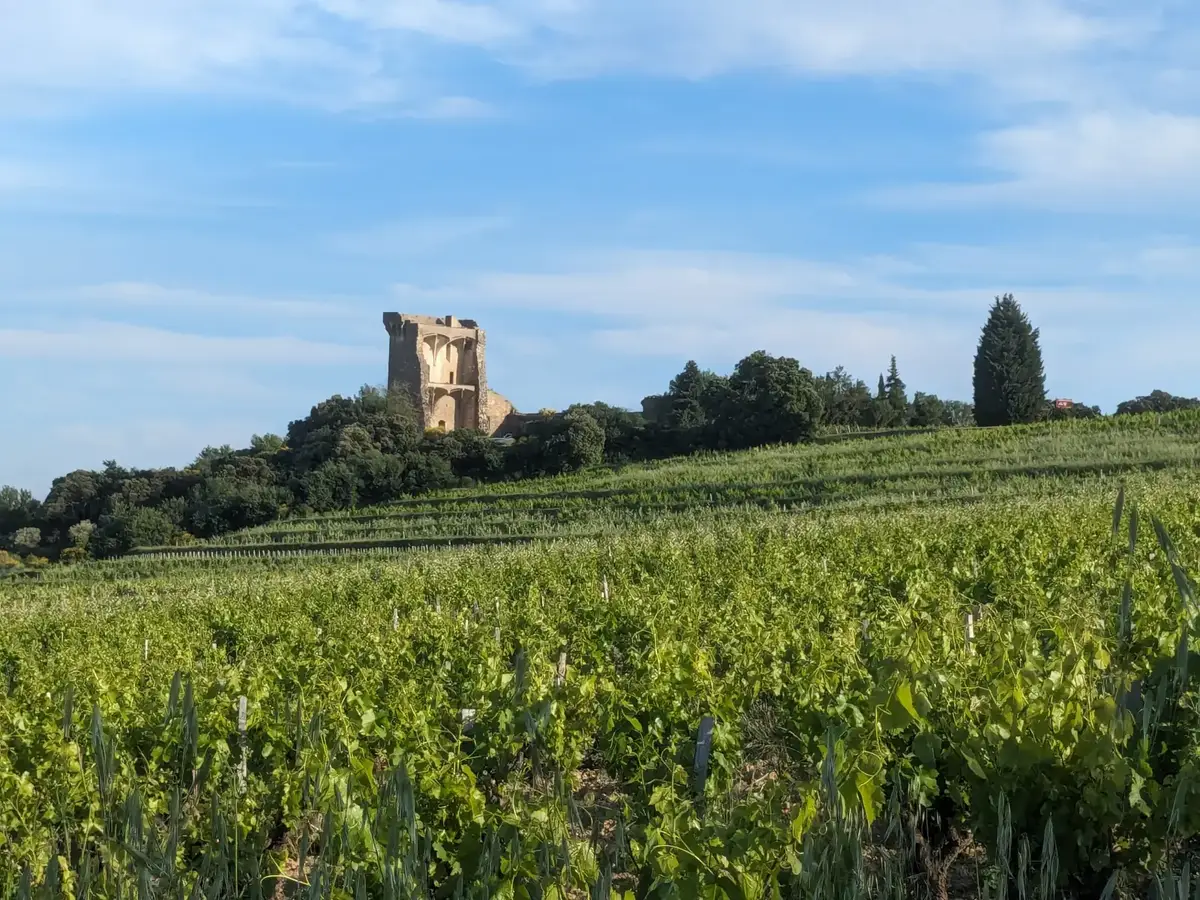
[[383, 312, 514, 435]]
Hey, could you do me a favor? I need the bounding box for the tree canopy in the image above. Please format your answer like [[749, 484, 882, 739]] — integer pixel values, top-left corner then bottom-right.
[[973, 294, 1047, 426]]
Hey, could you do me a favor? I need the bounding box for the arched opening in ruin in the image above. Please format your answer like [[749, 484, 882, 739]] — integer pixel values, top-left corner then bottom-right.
[[430, 386, 478, 432]]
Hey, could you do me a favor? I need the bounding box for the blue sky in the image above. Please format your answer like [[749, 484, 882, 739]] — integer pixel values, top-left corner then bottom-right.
[[2, 0, 1199, 496]]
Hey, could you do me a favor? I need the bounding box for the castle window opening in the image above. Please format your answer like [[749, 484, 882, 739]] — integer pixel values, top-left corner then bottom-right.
[[448, 372, 455, 384], [438, 420, 446, 429]]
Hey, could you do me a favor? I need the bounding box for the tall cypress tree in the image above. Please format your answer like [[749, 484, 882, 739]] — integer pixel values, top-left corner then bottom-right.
[[972, 294, 1047, 426], [884, 356, 908, 423]]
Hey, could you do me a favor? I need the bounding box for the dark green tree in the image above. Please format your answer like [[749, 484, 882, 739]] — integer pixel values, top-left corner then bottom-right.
[[1115, 390, 1200, 416], [1046, 400, 1102, 421], [566, 402, 649, 464], [426, 429, 507, 481], [815, 367, 873, 427], [716, 351, 823, 448], [639, 394, 671, 425], [667, 360, 708, 430], [973, 294, 1047, 426], [885, 356, 909, 424], [185, 477, 287, 537], [286, 386, 420, 475], [40, 470, 106, 536], [909, 392, 946, 427], [0, 487, 38, 539], [517, 409, 606, 475], [666, 361, 728, 431], [865, 373, 896, 427], [91, 505, 182, 556]]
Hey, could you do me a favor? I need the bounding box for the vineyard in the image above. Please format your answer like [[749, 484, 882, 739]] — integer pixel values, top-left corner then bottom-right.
[[2, 414, 1200, 897], [123, 413, 1200, 561]]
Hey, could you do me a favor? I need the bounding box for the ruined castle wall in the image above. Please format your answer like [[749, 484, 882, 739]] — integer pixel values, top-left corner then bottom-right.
[[385, 317, 426, 419], [384, 312, 507, 433], [485, 390, 515, 435]]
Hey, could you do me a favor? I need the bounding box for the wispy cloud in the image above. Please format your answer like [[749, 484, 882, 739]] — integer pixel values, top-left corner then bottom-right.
[[868, 238, 1200, 285], [330, 215, 511, 257], [392, 248, 1148, 322], [877, 111, 1200, 209], [391, 241, 1200, 404], [67, 282, 360, 318], [0, 320, 372, 365], [509, 0, 1130, 82], [0, 1, 1166, 114]]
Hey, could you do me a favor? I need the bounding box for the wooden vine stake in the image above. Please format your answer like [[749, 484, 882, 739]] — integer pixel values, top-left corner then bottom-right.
[[965, 611, 976, 655], [143, 639, 149, 662], [236, 696, 248, 794], [602, 576, 609, 602], [693, 716, 715, 798], [392, 608, 399, 632], [555, 651, 568, 689]]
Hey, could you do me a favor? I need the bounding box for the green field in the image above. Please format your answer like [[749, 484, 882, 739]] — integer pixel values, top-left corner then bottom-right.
[[119, 413, 1200, 560], [3, 413, 1200, 898]]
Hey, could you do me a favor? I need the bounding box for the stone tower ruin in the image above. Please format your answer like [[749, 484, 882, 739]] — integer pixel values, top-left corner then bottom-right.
[[382, 313, 515, 434]]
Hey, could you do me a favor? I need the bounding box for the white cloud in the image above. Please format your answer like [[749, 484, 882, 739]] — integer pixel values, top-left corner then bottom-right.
[[876, 110, 1200, 208], [0, 0, 407, 112], [396, 251, 869, 319], [316, 0, 520, 45], [983, 110, 1200, 187], [871, 239, 1200, 288], [392, 248, 1152, 323], [0, 0, 1161, 113], [390, 242, 1200, 405], [68, 282, 360, 318], [1126, 242, 1200, 276], [0, 320, 371, 365], [506, 0, 1123, 81]]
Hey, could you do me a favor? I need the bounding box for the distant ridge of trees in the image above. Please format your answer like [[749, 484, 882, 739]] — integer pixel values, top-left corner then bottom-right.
[[2, 295, 1195, 567]]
